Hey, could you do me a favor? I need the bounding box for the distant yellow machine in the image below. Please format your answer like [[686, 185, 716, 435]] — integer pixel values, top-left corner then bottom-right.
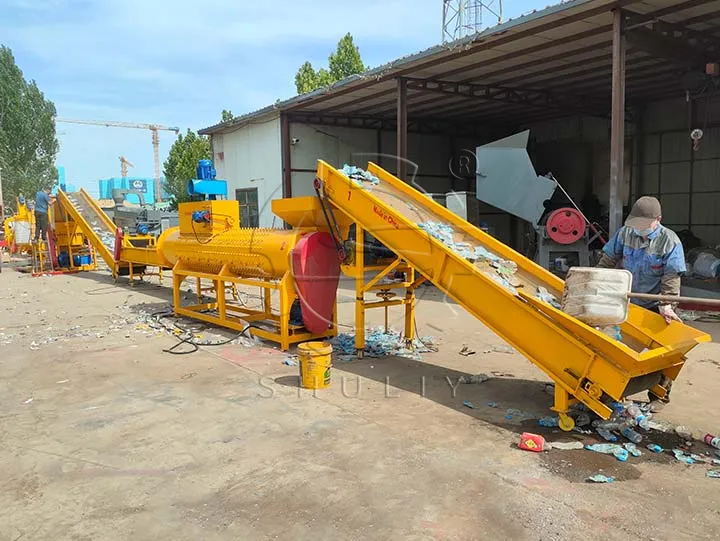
[[4, 196, 35, 254]]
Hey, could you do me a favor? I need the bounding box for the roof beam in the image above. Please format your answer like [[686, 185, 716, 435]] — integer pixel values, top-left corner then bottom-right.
[[626, 27, 710, 68], [402, 76, 609, 115], [284, 0, 642, 112], [312, 1, 719, 118], [285, 111, 492, 137], [347, 50, 645, 117], [337, 44, 652, 118]]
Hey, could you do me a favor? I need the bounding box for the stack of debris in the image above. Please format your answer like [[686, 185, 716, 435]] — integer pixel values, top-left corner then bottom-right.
[[339, 165, 566, 309], [341, 164, 380, 188], [417, 221, 523, 294], [524, 400, 720, 478], [332, 326, 436, 361], [66, 193, 116, 251]]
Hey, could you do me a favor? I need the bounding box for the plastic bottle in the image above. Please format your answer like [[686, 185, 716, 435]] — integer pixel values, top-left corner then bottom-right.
[[596, 428, 618, 442], [647, 443, 663, 453], [610, 401, 625, 416], [624, 442, 642, 457], [594, 420, 626, 431], [704, 433, 720, 450], [621, 426, 643, 444], [614, 448, 629, 462], [574, 413, 591, 427], [625, 404, 642, 419], [586, 443, 621, 454]]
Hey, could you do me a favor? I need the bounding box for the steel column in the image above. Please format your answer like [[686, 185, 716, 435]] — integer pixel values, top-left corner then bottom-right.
[[397, 78, 408, 181], [281, 113, 292, 198], [610, 9, 626, 234]]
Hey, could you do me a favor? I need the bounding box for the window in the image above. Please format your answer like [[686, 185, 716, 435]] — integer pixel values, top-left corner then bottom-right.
[[236, 188, 259, 227]]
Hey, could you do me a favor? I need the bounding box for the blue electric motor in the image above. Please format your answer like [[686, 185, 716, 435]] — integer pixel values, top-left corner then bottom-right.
[[196, 159, 216, 181], [187, 159, 227, 200]]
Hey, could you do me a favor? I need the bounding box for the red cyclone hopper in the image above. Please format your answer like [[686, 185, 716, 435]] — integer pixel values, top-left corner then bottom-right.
[[291, 232, 341, 333]]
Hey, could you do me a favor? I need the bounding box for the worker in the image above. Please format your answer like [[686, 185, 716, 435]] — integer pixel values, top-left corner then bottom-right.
[[33, 187, 55, 242], [597, 195, 685, 412]]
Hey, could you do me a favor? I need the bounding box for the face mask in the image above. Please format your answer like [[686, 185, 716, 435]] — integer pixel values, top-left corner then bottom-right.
[[633, 227, 653, 237]]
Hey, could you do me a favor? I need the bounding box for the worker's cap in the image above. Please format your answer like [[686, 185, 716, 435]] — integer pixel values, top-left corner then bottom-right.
[[625, 196, 661, 229]]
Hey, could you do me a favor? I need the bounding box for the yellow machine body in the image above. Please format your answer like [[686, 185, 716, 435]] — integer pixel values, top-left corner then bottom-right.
[[177, 200, 240, 238], [309, 160, 710, 428], [4, 197, 35, 254], [163, 199, 336, 350], [52, 162, 710, 428], [157, 223, 303, 280]]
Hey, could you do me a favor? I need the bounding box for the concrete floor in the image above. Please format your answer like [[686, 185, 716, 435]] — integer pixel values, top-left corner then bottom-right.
[[1, 265, 720, 540]]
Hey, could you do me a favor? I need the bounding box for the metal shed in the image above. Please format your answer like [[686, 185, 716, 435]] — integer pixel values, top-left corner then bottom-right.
[[201, 0, 720, 247]]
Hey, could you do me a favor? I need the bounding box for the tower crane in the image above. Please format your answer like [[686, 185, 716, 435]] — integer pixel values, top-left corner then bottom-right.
[[119, 156, 135, 178], [57, 118, 180, 202]]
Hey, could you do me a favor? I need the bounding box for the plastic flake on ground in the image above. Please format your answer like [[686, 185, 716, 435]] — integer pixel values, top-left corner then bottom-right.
[[586, 474, 615, 483]]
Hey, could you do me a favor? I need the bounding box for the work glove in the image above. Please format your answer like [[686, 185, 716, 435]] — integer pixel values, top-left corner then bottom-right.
[[658, 304, 682, 324]]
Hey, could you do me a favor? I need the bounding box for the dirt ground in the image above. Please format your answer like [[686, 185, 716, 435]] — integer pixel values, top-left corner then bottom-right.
[[1, 261, 720, 540]]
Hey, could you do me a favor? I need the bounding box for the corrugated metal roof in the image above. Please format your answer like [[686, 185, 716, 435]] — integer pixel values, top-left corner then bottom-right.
[[200, 0, 720, 134]]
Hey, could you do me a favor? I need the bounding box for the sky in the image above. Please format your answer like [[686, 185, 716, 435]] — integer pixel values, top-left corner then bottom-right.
[[1, 0, 540, 197]]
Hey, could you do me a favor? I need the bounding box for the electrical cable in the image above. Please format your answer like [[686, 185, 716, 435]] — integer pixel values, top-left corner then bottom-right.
[[149, 308, 261, 355], [190, 213, 235, 245]]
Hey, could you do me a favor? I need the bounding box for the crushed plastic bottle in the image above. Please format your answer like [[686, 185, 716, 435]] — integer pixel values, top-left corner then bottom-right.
[[621, 426, 643, 444], [586, 443, 620, 454], [548, 441, 584, 450], [573, 412, 591, 427], [672, 449, 695, 465], [594, 420, 627, 431], [586, 474, 615, 483], [636, 415, 651, 430], [596, 428, 618, 442], [599, 325, 623, 342], [646, 443, 664, 453], [585, 443, 628, 462], [610, 401, 626, 416], [624, 442, 642, 457], [625, 404, 642, 420], [538, 416, 560, 428]]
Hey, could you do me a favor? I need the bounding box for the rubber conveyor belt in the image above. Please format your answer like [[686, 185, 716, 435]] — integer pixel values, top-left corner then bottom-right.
[[315, 160, 710, 427]]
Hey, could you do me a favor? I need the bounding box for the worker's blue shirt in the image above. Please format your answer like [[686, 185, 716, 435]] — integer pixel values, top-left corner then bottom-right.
[[35, 191, 50, 213], [602, 225, 686, 307]]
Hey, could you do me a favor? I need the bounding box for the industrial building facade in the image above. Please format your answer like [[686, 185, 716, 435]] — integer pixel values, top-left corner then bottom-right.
[[200, 0, 720, 252]]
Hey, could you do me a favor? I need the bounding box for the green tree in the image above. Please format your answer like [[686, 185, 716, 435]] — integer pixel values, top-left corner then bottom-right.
[[221, 109, 233, 122], [162, 129, 211, 210], [0, 45, 58, 210], [294, 33, 365, 94], [328, 33, 365, 81], [295, 61, 318, 94]]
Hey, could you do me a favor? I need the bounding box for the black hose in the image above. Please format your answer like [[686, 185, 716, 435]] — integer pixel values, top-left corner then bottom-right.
[[150, 309, 259, 355]]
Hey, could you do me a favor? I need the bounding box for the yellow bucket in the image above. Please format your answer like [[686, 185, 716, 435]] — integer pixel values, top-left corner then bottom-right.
[[298, 341, 333, 389]]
